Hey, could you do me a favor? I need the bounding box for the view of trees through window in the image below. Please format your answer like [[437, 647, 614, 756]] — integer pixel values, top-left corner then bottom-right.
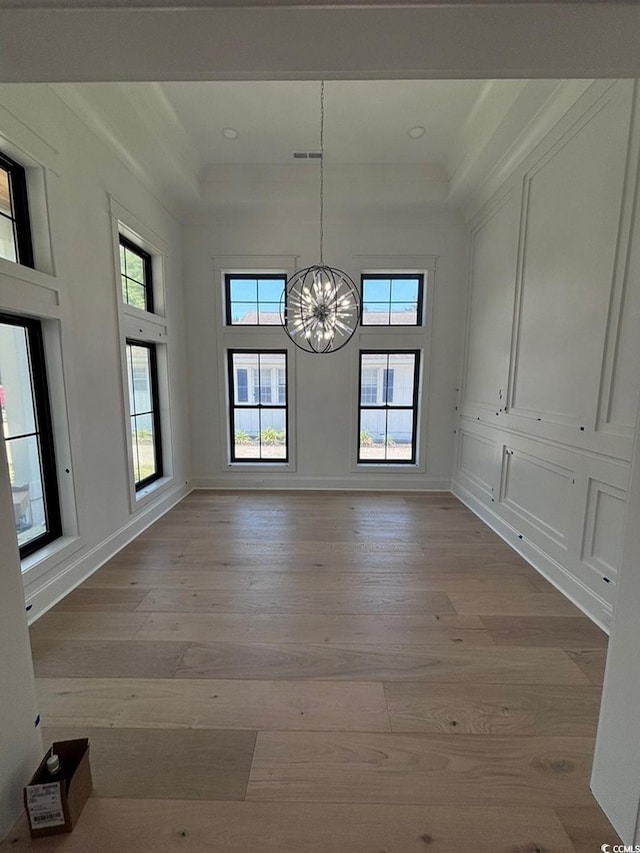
[[0, 151, 33, 268], [120, 237, 153, 312]]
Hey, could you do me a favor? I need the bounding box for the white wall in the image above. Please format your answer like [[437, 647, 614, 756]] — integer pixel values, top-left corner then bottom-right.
[[184, 188, 467, 490], [452, 79, 640, 630], [0, 440, 42, 839], [0, 83, 192, 622]]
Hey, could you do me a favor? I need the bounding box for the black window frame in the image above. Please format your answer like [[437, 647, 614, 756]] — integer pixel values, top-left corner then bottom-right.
[[360, 273, 424, 327], [125, 339, 163, 490], [357, 350, 420, 465], [0, 312, 61, 558], [0, 151, 34, 269], [225, 273, 287, 326], [120, 235, 154, 313], [228, 349, 289, 463]]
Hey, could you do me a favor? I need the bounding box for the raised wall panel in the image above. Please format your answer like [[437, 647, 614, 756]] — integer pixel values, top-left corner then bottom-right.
[[511, 90, 630, 424], [604, 214, 640, 434], [500, 447, 575, 549], [582, 479, 626, 582], [458, 427, 496, 499], [464, 193, 519, 410]]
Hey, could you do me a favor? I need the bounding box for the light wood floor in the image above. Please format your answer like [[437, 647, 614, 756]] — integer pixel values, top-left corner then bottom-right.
[[3, 491, 621, 851]]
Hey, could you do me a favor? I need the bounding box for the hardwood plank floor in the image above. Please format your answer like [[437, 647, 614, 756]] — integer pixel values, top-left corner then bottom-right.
[[2, 490, 621, 850]]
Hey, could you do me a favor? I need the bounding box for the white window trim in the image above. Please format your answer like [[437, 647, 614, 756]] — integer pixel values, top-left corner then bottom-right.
[[214, 256, 299, 473], [109, 195, 175, 511], [350, 256, 436, 474]]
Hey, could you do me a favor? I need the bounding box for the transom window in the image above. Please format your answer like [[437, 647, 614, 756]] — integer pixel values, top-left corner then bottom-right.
[[120, 236, 153, 312], [0, 313, 61, 557], [228, 351, 288, 462], [225, 274, 286, 325], [126, 341, 162, 489], [361, 274, 424, 326], [358, 351, 420, 464], [0, 151, 33, 268]]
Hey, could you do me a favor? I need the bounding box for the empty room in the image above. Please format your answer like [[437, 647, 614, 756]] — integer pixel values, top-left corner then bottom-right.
[[1, 3, 640, 851]]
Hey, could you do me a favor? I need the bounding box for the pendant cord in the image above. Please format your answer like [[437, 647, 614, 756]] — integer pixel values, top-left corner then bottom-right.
[[320, 80, 324, 265]]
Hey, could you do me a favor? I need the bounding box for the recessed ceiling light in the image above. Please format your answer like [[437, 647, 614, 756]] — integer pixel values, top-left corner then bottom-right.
[[408, 126, 426, 139], [222, 128, 239, 140]]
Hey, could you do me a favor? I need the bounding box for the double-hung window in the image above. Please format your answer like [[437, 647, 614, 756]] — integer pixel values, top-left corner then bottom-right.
[[0, 313, 61, 557], [116, 226, 167, 494], [358, 351, 420, 464], [126, 340, 162, 489], [0, 151, 33, 268], [228, 351, 288, 462]]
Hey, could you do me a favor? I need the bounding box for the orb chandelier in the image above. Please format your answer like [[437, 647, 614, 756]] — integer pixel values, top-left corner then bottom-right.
[[281, 82, 361, 354]]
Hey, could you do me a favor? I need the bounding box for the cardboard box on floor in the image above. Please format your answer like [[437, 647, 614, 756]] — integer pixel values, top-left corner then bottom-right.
[[24, 738, 92, 838]]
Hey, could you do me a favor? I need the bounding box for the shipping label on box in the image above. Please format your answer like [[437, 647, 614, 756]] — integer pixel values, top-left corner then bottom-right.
[[25, 782, 65, 829]]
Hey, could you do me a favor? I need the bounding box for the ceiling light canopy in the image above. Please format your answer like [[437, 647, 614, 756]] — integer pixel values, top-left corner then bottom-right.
[[281, 82, 361, 354]]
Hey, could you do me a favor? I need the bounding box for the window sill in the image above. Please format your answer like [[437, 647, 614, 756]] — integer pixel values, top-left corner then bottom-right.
[[134, 474, 175, 508], [226, 461, 294, 472], [21, 535, 83, 580]]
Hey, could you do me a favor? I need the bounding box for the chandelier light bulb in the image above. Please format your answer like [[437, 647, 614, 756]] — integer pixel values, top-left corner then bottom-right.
[[281, 81, 361, 354]]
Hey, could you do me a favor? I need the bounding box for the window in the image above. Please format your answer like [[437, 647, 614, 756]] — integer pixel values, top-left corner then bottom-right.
[[0, 313, 61, 557], [229, 351, 288, 462], [126, 341, 162, 489], [225, 274, 286, 325], [360, 368, 378, 404], [120, 236, 153, 312], [0, 151, 33, 268], [358, 351, 420, 464], [361, 274, 423, 326]]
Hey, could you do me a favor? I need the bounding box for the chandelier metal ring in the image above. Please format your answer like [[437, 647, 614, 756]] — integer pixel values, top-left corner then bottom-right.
[[280, 264, 361, 354], [281, 81, 362, 354]]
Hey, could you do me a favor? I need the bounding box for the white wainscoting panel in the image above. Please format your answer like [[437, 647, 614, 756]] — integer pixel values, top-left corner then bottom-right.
[[457, 427, 497, 500], [464, 192, 519, 411], [454, 79, 639, 631], [499, 445, 574, 550], [510, 86, 631, 426], [582, 479, 626, 585]]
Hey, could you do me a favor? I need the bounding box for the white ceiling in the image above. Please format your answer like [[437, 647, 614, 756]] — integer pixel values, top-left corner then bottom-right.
[[49, 77, 579, 217], [157, 80, 487, 167]]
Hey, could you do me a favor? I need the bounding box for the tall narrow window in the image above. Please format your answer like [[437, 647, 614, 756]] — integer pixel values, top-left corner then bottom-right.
[[0, 313, 61, 557], [229, 351, 288, 462], [120, 236, 153, 312], [361, 275, 423, 326], [0, 152, 33, 268], [126, 341, 162, 489], [225, 274, 286, 325], [358, 351, 420, 464]]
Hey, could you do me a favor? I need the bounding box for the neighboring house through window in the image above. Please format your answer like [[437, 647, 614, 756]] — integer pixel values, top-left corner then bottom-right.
[[358, 351, 420, 463], [125, 340, 163, 489], [228, 350, 288, 462]]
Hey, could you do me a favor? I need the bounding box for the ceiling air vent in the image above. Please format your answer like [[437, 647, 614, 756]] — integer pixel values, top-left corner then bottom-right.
[[293, 152, 323, 159]]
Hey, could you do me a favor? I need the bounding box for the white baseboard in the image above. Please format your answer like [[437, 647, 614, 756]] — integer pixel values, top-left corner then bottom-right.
[[452, 479, 613, 634], [194, 475, 453, 492], [25, 482, 191, 624]]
